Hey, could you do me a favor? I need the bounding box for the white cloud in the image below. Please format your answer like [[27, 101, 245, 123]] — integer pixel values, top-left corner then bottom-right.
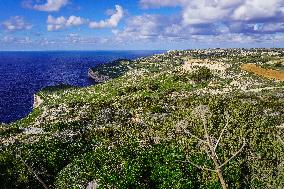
[[0, 36, 33, 44], [2, 16, 33, 31], [115, 0, 284, 45], [182, 1, 230, 25], [33, 0, 68, 12], [36, 34, 109, 46], [47, 15, 86, 31], [181, 0, 284, 25], [113, 14, 223, 42], [140, 0, 185, 8], [113, 13, 284, 46], [232, 0, 282, 21], [46, 5, 124, 31], [65, 34, 109, 44], [139, 0, 284, 25], [66, 16, 85, 26], [114, 15, 164, 40], [136, 0, 284, 42], [89, 5, 124, 29], [188, 33, 281, 45]]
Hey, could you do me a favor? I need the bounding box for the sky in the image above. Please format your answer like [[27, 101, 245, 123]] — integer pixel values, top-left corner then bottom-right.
[[0, 0, 284, 50]]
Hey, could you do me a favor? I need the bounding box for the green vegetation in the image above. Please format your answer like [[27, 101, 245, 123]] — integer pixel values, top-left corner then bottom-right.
[[90, 59, 131, 80], [263, 61, 284, 71], [1, 49, 284, 188], [190, 67, 213, 83]]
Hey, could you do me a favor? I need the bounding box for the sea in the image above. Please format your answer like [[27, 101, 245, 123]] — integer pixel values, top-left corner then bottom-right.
[[0, 50, 164, 123]]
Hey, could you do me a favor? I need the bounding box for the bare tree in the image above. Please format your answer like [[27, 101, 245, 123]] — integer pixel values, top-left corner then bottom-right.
[[177, 105, 246, 189]]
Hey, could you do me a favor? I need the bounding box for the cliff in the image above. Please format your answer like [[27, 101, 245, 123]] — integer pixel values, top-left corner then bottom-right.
[[33, 94, 43, 108], [88, 59, 131, 82]]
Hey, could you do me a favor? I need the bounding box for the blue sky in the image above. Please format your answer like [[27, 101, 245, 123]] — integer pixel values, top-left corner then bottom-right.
[[0, 0, 283, 50]]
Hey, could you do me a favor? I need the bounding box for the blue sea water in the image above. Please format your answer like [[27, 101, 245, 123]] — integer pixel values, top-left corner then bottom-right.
[[0, 50, 164, 123]]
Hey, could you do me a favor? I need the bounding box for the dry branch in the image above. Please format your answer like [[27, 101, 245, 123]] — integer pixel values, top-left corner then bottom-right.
[[18, 155, 49, 189], [186, 106, 247, 189], [214, 112, 229, 151], [219, 138, 246, 168]]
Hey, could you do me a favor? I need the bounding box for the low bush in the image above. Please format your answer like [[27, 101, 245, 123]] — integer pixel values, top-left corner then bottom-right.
[[191, 67, 213, 83]]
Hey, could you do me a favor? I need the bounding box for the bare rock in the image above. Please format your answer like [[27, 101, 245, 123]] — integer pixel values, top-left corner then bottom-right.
[[86, 180, 99, 189], [88, 68, 109, 83], [33, 95, 43, 108]]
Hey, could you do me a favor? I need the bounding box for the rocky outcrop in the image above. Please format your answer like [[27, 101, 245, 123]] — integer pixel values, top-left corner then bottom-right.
[[86, 181, 99, 189], [88, 68, 110, 83], [33, 94, 43, 108]]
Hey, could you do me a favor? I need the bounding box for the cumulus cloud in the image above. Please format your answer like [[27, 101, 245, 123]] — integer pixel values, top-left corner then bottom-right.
[[113, 14, 225, 42], [46, 5, 124, 31], [135, 0, 284, 43], [114, 15, 165, 41], [110, 0, 284, 45], [181, 0, 284, 25], [89, 5, 124, 29], [2, 16, 33, 31], [47, 15, 86, 31], [31, 0, 68, 12], [232, 0, 282, 21], [182, 1, 230, 25], [113, 14, 284, 47], [139, 0, 284, 26]]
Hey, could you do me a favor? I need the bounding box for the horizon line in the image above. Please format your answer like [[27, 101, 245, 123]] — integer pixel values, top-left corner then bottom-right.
[[0, 49, 169, 52], [0, 48, 283, 52]]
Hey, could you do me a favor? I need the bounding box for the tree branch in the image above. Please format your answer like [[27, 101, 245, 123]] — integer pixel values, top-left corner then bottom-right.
[[214, 113, 229, 151], [276, 125, 284, 129], [277, 135, 284, 145], [18, 155, 49, 189], [201, 116, 228, 189], [219, 138, 246, 168], [177, 160, 217, 172], [184, 129, 207, 143]]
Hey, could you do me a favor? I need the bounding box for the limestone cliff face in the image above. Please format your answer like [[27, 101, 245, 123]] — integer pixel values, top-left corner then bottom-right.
[[88, 68, 109, 83], [33, 94, 43, 108]]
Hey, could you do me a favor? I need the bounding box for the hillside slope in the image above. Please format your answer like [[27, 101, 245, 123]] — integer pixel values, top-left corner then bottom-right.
[[1, 49, 284, 188]]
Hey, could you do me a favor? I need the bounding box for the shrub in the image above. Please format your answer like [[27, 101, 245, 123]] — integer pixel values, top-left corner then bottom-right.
[[191, 67, 213, 83], [55, 142, 201, 189], [274, 62, 283, 68]]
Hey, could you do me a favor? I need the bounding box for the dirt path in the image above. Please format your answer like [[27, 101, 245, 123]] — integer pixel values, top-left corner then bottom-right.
[[245, 86, 284, 92], [241, 64, 284, 81]]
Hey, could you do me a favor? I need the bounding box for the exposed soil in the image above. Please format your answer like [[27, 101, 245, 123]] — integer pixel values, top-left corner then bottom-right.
[[241, 63, 284, 81]]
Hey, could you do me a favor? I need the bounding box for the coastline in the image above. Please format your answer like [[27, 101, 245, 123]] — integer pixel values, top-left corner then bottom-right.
[[88, 59, 131, 82], [0, 51, 162, 124]]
